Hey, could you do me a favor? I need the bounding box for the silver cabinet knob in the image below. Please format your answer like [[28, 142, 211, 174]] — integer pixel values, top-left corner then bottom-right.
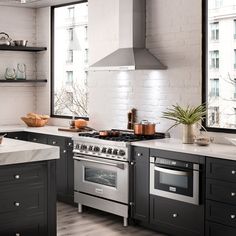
[[14, 174, 20, 179], [230, 214, 236, 219], [232, 170, 236, 175], [63, 150, 67, 153], [33, 138, 37, 141], [14, 202, 20, 207], [15, 233, 20, 236], [68, 142, 72, 146], [137, 153, 142, 157], [172, 213, 178, 218], [52, 141, 56, 145], [14, 137, 18, 139], [130, 161, 135, 165], [231, 192, 236, 197]]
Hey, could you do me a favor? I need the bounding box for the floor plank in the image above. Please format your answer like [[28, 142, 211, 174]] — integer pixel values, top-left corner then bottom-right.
[[57, 202, 166, 236]]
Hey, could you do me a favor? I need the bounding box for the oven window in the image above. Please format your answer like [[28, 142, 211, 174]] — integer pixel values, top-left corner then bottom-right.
[[159, 172, 188, 189], [84, 167, 117, 188]]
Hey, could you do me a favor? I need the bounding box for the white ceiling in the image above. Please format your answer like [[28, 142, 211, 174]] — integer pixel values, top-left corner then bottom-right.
[[0, 0, 84, 8]]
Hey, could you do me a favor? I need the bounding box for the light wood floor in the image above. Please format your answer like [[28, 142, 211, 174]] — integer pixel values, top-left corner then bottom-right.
[[57, 202, 166, 236]]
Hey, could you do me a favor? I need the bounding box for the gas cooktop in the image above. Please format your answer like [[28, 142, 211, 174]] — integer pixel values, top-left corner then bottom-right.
[[78, 130, 166, 142]]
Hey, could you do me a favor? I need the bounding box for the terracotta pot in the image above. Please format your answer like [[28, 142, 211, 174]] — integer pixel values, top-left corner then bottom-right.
[[134, 120, 156, 135]]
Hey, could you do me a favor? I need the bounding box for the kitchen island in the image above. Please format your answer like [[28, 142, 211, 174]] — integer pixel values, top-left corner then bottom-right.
[[0, 138, 59, 236]]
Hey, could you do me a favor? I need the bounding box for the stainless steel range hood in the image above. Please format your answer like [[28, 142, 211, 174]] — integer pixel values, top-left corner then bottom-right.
[[90, 0, 167, 71]]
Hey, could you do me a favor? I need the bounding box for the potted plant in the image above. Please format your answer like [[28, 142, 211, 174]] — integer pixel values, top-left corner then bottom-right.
[[162, 104, 206, 144]]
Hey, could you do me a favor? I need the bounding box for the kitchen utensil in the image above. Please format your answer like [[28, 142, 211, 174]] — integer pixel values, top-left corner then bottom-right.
[[0, 32, 11, 45], [99, 130, 120, 137], [13, 40, 28, 47], [16, 63, 26, 80], [5, 67, 16, 80], [134, 120, 156, 135]]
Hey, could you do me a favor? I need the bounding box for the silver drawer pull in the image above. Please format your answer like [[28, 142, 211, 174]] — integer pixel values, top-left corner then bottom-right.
[[14, 174, 20, 179], [14, 202, 20, 207], [231, 192, 236, 197], [68, 142, 72, 146], [232, 170, 236, 175], [52, 141, 56, 145], [137, 153, 142, 157], [63, 150, 67, 153], [172, 213, 178, 218], [14, 137, 18, 139], [230, 214, 236, 219], [33, 138, 37, 141], [15, 233, 20, 236]]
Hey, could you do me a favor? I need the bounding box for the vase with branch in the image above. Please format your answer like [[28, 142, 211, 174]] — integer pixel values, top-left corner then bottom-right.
[[162, 104, 206, 144]]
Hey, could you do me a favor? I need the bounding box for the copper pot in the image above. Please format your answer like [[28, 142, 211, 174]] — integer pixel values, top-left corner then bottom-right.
[[134, 120, 156, 135]]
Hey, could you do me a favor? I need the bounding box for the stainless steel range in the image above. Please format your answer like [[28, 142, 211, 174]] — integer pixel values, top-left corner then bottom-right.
[[73, 130, 165, 226]]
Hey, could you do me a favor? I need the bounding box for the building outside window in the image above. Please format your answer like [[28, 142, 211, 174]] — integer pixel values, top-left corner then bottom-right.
[[209, 50, 219, 69], [210, 78, 219, 97], [67, 50, 73, 63], [234, 49, 236, 69], [66, 71, 73, 86], [68, 28, 74, 41], [234, 20, 236, 39], [52, 2, 88, 117], [67, 7, 74, 19], [210, 22, 219, 40], [209, 107, 220, 126], [214, 0, 223, 8]]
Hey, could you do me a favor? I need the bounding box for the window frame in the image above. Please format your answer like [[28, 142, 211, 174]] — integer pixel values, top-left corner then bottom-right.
[[202, 0, 236, 133], [50, 1, 89, 120]]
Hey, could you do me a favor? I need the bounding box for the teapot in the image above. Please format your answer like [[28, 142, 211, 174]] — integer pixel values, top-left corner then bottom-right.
[[0, 32, 11, 46]]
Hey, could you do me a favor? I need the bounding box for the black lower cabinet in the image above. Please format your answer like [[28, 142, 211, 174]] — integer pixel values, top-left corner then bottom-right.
[[150, 195, 204, 236], [206, 222, 236, 236], [0, 161, 56, 236]]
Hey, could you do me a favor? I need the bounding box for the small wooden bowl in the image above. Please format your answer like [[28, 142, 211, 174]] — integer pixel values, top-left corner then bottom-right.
[[21, 117, 48, 127]]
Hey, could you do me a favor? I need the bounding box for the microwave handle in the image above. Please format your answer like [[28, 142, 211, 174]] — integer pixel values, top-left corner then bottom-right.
[[74, 155, 124, 169], [154, 166, 189, 176]]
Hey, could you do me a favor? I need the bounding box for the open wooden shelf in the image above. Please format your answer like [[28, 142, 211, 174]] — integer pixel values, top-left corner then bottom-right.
[[0, 79, 47, 83], [0, 45, 47, 52]]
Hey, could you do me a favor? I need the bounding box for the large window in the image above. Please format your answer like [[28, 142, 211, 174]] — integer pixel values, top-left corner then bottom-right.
[[51, 2, 88, 118], [203, 0, 236, 131]]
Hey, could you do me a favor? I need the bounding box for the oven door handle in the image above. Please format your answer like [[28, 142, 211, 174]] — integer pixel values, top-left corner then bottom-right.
[[154, 166, 189, 176], [74, 156, 125, 169]]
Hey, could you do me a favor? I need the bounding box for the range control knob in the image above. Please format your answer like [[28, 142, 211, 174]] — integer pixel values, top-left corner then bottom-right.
[[88, 145, 93, 151], [81, 145, 87, 150], [107, 148, 113, 154], [75, 144, 80, 149], [113, 149, 118, 155], [119, 150, 126, 156], [101, 147, 107, 153], [94, 146, 100, 152]]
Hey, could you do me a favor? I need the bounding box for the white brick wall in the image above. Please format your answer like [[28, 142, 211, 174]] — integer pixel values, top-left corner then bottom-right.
[[0, 6, 37, 125], [88, 0, 202, 137]]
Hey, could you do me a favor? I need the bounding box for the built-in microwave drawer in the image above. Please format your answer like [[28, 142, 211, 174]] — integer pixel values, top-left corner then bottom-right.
[[206, 200, 236, 228], [206, 179, 236, 205], [206, 158, 236, 183]]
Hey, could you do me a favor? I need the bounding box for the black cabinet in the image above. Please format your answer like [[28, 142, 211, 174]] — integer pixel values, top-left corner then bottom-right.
[[28, 133, 47, 144], [131, 147, 150, 222], [0, 161, 56, 236], [150, 195, 204, 236], [206, 157, 236, 235], [5, 131, 28, 141]]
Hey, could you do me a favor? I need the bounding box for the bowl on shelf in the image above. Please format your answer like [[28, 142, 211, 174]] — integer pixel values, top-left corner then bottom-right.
[[21, 117, 48, 127], [13, 40, 28, 47]]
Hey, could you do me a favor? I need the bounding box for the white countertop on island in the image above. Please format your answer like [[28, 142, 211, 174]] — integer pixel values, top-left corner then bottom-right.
[[0, 138, 60, 166], [132, 138, 236, 161]]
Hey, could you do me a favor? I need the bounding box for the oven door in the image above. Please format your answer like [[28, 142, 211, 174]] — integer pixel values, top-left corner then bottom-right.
[[74, 154, 129, 204], [150, 161, 199, 205]]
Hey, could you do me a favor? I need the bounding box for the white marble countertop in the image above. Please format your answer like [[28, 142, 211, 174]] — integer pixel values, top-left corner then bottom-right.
[[132, 138, 236, 161], [0, 138, 60, 166], [0, 125, 77, 138]]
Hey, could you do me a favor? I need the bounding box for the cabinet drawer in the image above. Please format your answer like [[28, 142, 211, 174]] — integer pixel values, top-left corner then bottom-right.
[[150, 195, 204, 235], [206, 179, 236, 205], [48, 136, 65, 148], [0, 163, 45, 189], [28, 133, 47, 144], [206, 158, 236, 183], [206, 200, 236, 228], [0, 186, 46, 217], [6, 132, 28, 141], [206, 221, 236, 236], [0, 215, 46, 236]]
